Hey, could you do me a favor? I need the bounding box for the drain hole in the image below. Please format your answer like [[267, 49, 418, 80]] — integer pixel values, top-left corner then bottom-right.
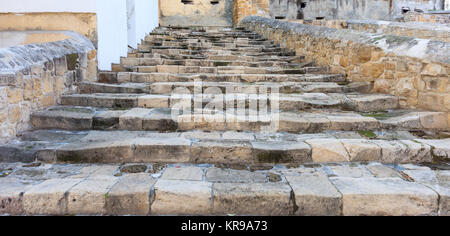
[[181, 0, 194, 5], [211, 0, 219, 5], [275, 16, 286, 20]]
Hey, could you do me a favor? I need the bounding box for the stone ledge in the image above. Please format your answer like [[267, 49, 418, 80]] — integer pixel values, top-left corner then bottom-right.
[[240, 16, 450, 65], [0, 31, 97, 140], [0, 162, 447, 216], [0, 31, 95, 74]]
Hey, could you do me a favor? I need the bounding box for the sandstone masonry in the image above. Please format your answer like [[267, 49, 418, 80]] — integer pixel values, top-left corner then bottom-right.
[[239, 16, 450, 126], [0, 31, 97, 140]]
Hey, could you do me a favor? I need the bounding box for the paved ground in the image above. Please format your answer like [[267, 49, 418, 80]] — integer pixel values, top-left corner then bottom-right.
[[1, 161, 448, 216]]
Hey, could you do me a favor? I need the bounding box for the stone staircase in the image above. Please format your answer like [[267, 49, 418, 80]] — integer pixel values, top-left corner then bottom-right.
[[0, 26, 449, 216]]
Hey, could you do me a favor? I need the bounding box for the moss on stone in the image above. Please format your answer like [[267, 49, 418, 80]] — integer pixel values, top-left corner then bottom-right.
[[358, 130, 377, 139]]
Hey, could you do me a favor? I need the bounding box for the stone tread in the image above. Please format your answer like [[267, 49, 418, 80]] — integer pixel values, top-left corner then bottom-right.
[[59, 91, 399, 111], [80, 81, 371, 94], [30, 105, 447, 132], [0, 162, 448, 216], [0, 130, 449, 164]]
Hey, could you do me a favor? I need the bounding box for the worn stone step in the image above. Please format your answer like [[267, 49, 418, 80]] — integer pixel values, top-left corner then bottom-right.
[[80, 81, 371, 95], [121, 55, 303, 66], [60, 92, 398, 112], [98, 72, 346, 84], [0, 162, 447, 216], [1, 130, 449, 165], [129, 65, 325, 75], [31, 106, 447, 133], [137, 47, 296, 57], [116, 58, 299, 69]]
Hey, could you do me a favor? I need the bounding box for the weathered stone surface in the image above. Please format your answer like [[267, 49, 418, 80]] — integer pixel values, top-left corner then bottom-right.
[[328, 165, 374, 178], [191, 141, 253, 164], [285, 173, 342, 216], [0, 177, 30, 215], [119, 108, 152, 130], [252, 141, 312, 164], [67, 176, 119, 215], [341, 139, 381, 162], [332, 177, 439, 216], [105, 174, 156, 215], [305, 139, 349, 163], [415, 139, 450, 162], [206, 167, 266, 183], [371, 140, 432, 164], [23, 178, 82, 215], [212, 183, 293, 216], [151, 180, 213, 215], [161, 166, 204, 181], [133, 137, 191, 163], [366, 164, 401, 178], [57, 140, 135, 163]]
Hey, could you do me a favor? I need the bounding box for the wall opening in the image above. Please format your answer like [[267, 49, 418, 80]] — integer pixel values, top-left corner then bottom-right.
[[181, 0, 194, 5]]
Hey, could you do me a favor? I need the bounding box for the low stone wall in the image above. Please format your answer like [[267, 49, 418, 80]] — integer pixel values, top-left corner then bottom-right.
[[404, 11, 450, 24], [0, 31, 97, 140], [240, 16, 450, 126], [287, 19, 450, 43]]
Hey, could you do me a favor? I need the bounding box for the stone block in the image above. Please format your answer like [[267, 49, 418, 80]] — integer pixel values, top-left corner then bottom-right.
[[286, 173, 342, 216], [105, 174, 156, 215], [23, 178, 82, 215], [151, 180, 213, 215], [332, 177, 439, 216], [305, 139, 349, 163], [67, 176, 119, 215], [212, 183, 293, 216]]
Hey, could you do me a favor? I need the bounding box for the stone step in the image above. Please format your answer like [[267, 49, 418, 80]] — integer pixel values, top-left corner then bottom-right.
[[0, 162, 447, 216], [137, 47, 296, 57], [128, 65, 326, 75], [138, 44, 284, 52], [122, 54, 303, 65], [60, 92, 398, 112], [97, 72, 346, 84], [31, 106, 447, 133], [1, 130, 449, 165], [143, 40, 276, 48], [143, 36, 272, 46], [115, 58, 304, 69], [80, 81, 371, 95]]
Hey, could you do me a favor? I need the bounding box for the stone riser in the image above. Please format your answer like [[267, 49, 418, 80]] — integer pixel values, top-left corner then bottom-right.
[[143, 41, 275, 48], [138, 45, 285, 53], [2, 163, 446, 216], [125, 53, 302, 63], [1, 130, 448, 165], [79, 81, 371, 95], [117, 60, 302, 69], [130, 65, 326, 75], [60, 92, 399, 112], [100, 73, 346, 84], [31, 106, 447, 133], [137, 47, 296, 57]]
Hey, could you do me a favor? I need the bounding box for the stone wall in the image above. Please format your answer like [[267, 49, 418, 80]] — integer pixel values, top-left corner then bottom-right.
[[233, 0, 270, 25], [159, 0, 234, 27], [239, 16, 450, 126], [0, 31, 97, 140], [301, 0, 447, 21], [287, 19, 450, 42], [403, 11, 450, 24], [0, 13, 98, 47]]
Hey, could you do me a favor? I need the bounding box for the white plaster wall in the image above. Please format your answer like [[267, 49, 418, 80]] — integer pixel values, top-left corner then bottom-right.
[[96, 0, 128, 70], [127, 0, 138, 48], [128, 0, 159, 48], [0, 0, 159, 70], [0, 0, 97, 12]]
